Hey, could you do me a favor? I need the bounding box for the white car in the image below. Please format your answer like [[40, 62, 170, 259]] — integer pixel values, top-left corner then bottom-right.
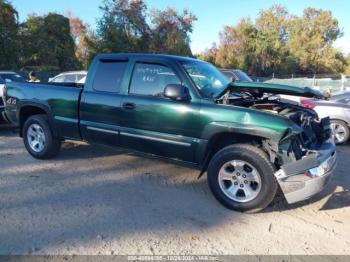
[[78, 76, 86, 84], [280, 92, 350, 144], [49, 71, 87, 83]]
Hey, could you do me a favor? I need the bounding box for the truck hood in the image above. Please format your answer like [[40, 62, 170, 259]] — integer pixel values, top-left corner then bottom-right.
[[215, 82, 324, 99]]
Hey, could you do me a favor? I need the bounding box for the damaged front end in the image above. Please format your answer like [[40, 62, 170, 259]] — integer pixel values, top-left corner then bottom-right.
[[274, 117, 336, 204], [215, 81, 337, 204]]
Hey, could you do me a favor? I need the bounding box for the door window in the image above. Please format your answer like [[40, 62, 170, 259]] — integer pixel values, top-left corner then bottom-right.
[[93, 61, 128, 93], [129, 63, 181, 96]]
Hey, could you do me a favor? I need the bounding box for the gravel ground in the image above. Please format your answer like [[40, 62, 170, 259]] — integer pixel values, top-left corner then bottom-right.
[[0, 124, 349, 255]]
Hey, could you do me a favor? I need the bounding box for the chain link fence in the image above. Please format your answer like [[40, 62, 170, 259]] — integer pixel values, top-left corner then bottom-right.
[[253, 74, 350, 93]]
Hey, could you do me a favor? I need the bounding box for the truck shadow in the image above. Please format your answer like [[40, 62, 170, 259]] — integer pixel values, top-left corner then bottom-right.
[[0, 146, 245, 254], [0, 123, 18, 133]]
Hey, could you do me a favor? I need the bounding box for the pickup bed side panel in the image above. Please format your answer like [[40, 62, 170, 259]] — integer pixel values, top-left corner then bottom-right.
[[5, 82, 83, 140]]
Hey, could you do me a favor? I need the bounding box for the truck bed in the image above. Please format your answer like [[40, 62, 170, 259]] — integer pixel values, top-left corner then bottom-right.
[[5, 82, 84, 140]]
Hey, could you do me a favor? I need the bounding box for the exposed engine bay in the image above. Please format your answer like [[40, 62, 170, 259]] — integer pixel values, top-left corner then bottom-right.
[[216, 92, 332, 162]]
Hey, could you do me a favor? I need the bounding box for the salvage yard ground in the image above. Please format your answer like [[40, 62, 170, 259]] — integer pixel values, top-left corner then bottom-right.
[[0, 124, 349, 255]]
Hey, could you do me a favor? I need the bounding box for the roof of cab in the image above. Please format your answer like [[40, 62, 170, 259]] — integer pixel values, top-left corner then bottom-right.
[[95, 53, 201, 63]]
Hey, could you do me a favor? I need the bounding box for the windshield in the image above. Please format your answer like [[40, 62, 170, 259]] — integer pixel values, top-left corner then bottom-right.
[[182, 61, 229, 98]]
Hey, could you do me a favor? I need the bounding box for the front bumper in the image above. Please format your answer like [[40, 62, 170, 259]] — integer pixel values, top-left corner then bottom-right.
[[275, 139, 337, 204]]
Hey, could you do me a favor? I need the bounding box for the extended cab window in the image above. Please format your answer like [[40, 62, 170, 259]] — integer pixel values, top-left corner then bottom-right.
[[93, 61, 128, 93], [129, 63, 181, 96]]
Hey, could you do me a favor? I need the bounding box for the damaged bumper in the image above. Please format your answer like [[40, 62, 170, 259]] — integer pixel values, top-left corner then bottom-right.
[[275, 139, 337, 204]]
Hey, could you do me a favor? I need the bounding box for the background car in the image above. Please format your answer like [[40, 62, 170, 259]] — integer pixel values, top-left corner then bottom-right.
[[299, 92, 350, 144], [78, 75, 86, 84], [0, 71, 26, 122], [279, 91, 350, 144], [220, 69, 253, 82], [49, 71, 87, 83]]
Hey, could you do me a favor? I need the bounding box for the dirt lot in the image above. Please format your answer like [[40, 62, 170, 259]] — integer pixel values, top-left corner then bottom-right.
[[0, 124, 349, 255]]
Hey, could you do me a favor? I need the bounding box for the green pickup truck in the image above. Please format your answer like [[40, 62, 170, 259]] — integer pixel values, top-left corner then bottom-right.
[[4, 54, 337, 212]]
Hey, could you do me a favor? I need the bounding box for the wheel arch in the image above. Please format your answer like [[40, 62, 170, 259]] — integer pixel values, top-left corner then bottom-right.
[[197, 131, 270, 178], [18, 103, 56, 137], [330, 118, 350, 127]]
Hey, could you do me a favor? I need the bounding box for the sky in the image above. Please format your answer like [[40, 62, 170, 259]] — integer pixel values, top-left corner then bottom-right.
[[12, 0, 350, 55]]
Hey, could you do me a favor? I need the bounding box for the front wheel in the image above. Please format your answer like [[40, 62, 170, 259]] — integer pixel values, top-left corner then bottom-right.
[[207, 144, 278, 212], [23, 114, 61, 159]]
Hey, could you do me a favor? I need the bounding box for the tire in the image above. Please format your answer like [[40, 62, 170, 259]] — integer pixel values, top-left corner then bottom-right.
[[330, 120, 349, 144], [207, 144, 278, 213], [23, 114, 61, 159]]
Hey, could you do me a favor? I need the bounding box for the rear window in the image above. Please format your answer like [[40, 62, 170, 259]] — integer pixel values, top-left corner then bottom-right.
[[93, 61, 128, 93]]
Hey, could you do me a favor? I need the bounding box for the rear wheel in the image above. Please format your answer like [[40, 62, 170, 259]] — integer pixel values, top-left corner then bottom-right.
[[23, 115, 61, 159], [330, 120, 349, 144], [207, 144, 277, 212]]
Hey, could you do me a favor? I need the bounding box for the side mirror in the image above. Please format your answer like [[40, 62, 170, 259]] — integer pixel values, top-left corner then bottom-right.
[[164, 84, 191, 102]]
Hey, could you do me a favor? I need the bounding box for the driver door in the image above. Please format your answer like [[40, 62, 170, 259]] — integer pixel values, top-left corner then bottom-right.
[[119, 60, 201, 162]]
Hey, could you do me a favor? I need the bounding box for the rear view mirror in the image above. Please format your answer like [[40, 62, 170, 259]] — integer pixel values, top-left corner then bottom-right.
[[164, 84, 191, 102]]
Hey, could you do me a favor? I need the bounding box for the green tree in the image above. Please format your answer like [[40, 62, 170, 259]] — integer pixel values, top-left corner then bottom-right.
[[150, 8, 196, 56], [67, 11, 95, 69], [344, 55, 350, 76], [96, 0, 151, 53], [197, 43, 218, 65], [19, 13, 81, 71], [287, 7, 344, 74], [210, 6, 294, 75], [214, 18, 257, 73], [253, 5, 290, 75], [94, 0, 197, 56], [200, 5, 345, 76], [0, 0, 19, 69]]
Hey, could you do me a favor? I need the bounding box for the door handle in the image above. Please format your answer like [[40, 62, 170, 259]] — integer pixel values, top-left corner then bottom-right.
[[122, 102, 136, 110]]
